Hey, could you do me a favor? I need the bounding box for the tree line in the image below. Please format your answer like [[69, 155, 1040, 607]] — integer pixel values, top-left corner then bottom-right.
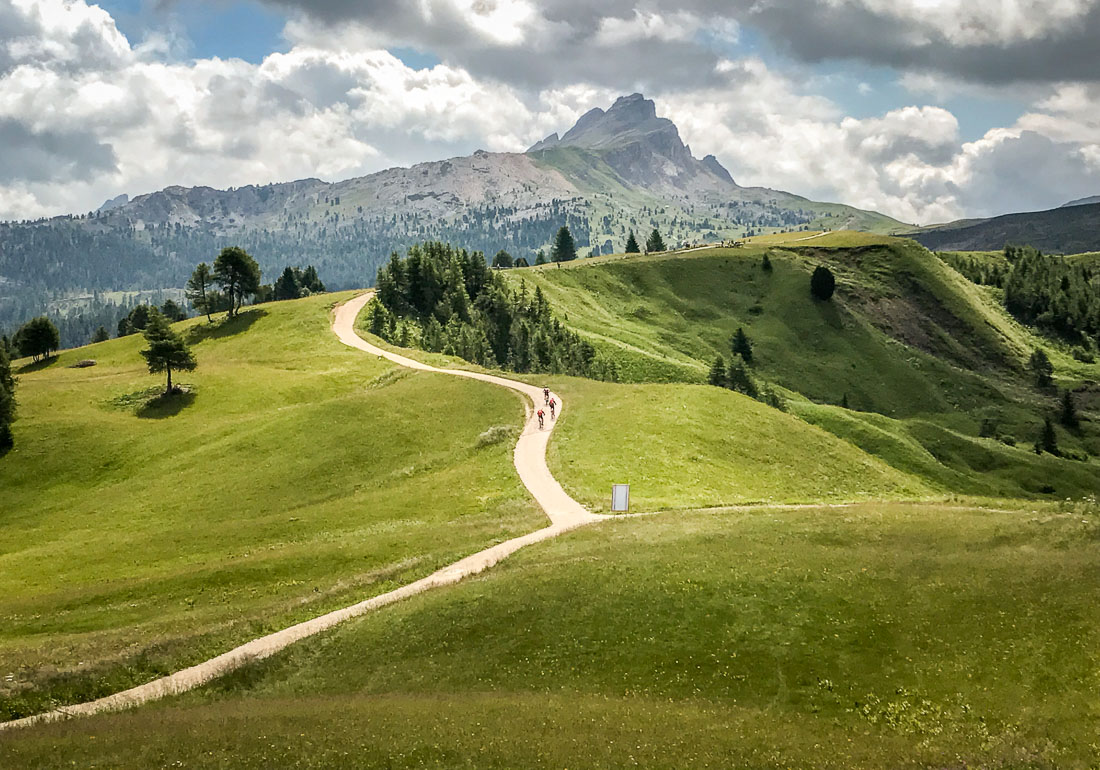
[[367, 241, 619, 380]]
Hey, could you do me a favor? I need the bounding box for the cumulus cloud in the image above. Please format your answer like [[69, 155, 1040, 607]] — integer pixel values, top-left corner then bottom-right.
[[2, 0, 1100, 227]]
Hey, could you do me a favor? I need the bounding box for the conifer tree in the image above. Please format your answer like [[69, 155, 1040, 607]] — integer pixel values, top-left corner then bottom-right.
[[92, 326, 110, 343], [762, 253, 773, 272], [14, 316, 60, 362], [140, 310, 196, 394], [535, 250, 548, 265], [213, 246, 262, 317], [551, 226, 577, 262], [273, 266, 301, 301], [727, 359, 759, 398], [625, 231, 640, 254], [645, 228, 666, 253], [492, 250, 514, 269], [1038, 417, 1059, 455], [186, 262, 215, 322], [731, 327, 753, 364], [1028, 349, 1053, 387], [708, 355, 727, 387], [1060, 390, 1080, 429]]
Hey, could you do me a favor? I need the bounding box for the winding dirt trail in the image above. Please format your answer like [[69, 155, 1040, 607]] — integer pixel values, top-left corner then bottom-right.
[[0, 292, 599, 731]]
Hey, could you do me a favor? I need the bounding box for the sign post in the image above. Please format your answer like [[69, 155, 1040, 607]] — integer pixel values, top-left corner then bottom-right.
[[611, 484, 630, 513]]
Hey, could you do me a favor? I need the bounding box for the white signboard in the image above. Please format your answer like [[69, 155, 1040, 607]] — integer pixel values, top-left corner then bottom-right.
[[611, 484, 630, 512]]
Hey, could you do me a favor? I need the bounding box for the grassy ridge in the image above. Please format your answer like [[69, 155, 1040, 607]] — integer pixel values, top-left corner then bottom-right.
[[510, 238, 1100, 498], [10, 501, 1099, 766], [0, 293, 544, 719]]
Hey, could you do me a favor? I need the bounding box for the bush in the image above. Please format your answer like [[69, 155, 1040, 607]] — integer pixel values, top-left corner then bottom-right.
[[810, 266, 836, 301]]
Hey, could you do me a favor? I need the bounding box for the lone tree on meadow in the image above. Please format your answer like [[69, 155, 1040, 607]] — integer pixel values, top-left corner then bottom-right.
[[213, 246, 262, 317], [186, 262, 215, 322], [1028, 349, 1053, 388], [625, 231, 640, 254], [535, 249, 548, 265], [1061, 390, 1080, 429], [140, 310, 196, 395], [646, 228, 666, 253], [810, 266, 836, 300], [492, 250, 514, 269], [0, 341, 15, 451], [731, 327, 753, 364], [91, 326, 110, 344], [551, 226, 577, 262], [14, 316, 60, 362], [762, 253, 773, 272]]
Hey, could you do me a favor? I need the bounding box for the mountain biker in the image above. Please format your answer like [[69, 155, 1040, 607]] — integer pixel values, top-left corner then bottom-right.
[[548, 398, 556, 419], [543, 387, 550, 404], [537, 409, 545, 429]]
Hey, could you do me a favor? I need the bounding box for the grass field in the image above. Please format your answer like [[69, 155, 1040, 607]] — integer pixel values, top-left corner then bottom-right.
[[6, 500, 1098, 767], [509, 239, 1100, 498], [0, 293, 544, 719]]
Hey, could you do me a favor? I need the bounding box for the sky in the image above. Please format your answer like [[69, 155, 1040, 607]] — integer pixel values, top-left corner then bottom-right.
[[2, 0, 1100, 225]]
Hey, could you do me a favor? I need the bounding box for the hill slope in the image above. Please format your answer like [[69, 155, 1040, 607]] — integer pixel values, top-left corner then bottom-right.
[[908, 201, 1100, 253], [508, 235, 1100, 498]]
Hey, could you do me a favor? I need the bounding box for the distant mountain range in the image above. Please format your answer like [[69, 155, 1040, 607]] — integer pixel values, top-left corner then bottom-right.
[[0, 92, 898, 302], [908, 201, 1100, 254]]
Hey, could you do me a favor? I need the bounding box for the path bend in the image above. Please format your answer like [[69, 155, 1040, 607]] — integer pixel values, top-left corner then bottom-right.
[[0, 292, 599, 731]]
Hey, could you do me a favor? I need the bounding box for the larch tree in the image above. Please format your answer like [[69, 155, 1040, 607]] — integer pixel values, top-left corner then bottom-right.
[[213, 247, 262, 317], [186, 263, 215, 322], [140, 310, 196, 395]]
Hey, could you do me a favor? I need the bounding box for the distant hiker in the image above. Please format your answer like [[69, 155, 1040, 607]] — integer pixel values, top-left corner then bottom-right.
[[537, 409, 545, 429], [543, 387, 550, 404], [549, 398, 556, 419]]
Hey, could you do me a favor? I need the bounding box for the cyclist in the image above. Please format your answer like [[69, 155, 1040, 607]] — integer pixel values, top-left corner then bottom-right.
[[543, 387, 550, 404], [537, 409, 545, 429], [548, 397, 556, 419]]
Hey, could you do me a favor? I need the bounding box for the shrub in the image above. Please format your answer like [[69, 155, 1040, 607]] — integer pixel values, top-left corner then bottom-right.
[[810, 266, 836, 300]]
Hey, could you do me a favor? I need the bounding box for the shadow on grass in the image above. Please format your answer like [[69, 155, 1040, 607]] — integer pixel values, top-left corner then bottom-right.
[[186, 308, 267, 344], [16, 355, 59, 374], [136, 388, 196, 419]]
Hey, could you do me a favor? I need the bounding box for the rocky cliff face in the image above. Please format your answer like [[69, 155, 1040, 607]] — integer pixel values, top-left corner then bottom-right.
[[527, 93, 736, 194]]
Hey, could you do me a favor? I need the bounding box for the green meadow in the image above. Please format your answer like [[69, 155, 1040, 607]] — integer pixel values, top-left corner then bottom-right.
[[5, 501, 1098, 768], [0, 293, 543, 719]]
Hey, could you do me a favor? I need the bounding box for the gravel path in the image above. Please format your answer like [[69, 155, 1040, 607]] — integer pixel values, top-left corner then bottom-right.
[[1, 292, 599, 731]]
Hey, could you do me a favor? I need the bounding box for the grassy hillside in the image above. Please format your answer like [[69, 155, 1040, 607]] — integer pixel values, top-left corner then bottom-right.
[[9, 500, 1099, 767], [0, 293, 545, 719], [509, 236, 1100, 498]]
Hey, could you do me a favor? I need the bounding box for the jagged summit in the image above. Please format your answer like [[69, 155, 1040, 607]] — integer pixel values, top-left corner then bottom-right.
[[527, 93, 736, 192]]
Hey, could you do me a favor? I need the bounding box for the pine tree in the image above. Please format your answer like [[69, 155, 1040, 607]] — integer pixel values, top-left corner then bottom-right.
[[91, 326, 110, 343], [535, 250, 548, 265], [727, 360, 759, 398], [1060, 390, 1080, 429], [810, 265, 836, 300], [1028, 349, 1053, 387], [841, 392, 849, 409], [273, 266, 301, 301], [140, 310, 196, 395], [0, 340, 14, 451], [645, 228, 666, 253], [161, 299, 187, 322], [708, 355, 727, 387], [625, 231, 640, 254], [551, 226, 577, 262], [731, 327, 753, 364], [186, 263, 215, 322], [1039, 417, 1060, 455], [14, 316, 60, 362], [492, 250, 514, 269], [213, 246, 262, 317]]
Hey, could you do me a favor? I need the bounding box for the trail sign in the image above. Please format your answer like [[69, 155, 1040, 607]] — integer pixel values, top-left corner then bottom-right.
[[611, 484, 630, 512]]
